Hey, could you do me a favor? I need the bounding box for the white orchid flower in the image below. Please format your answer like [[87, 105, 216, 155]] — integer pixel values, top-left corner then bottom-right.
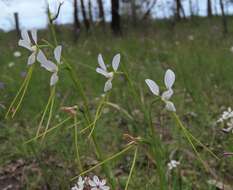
[[71, 176, 85, 190], [167, 160, 180, 170], [18, 29, 38, 65], [37, 45, 62, 86], [96, 53, 120, 92], [145, 69, 176, 112], [88, 176, 110, 190]]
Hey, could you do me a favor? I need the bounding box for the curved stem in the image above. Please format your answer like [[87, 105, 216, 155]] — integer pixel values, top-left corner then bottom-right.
[[125, 146, 138, 190]]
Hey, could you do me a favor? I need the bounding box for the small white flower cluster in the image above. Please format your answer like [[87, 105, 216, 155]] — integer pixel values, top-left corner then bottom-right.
[[71, 176, 110, 190], [217, 107, 233, 133], [18, 29, 62, 86], [167, 160, 180, 170], [96, 54, 120, 92], [145, 69, 176, 112]]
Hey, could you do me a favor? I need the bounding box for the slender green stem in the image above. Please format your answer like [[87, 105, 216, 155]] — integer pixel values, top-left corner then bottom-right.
[[41, 87, 56, 141], [88, 95, 106, 138], [5, 66, 33, 119], [173, 113, 219, 160], [25, 117, 72, 144], [125, 147, 138, 190], [71, 144, 134, 181], [36, 88, 54, 136], [11, 69, 32, 118], [172, 113, 211, 171], [74, 116, 83, 172]]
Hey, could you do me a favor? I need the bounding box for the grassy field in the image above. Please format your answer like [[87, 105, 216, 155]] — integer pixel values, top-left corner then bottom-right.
[[0, 17, 233, 189]]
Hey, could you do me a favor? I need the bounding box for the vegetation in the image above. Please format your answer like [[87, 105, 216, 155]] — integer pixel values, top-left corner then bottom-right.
[[0, 17, 233, 189]]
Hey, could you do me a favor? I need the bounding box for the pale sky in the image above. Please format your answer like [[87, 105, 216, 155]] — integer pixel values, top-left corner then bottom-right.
[[0, 0, 232, 32]]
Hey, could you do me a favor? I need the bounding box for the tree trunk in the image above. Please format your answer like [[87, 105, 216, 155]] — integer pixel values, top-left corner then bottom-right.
[[80, 0, 90, 31], [131, 0, 137, 26], [219, 0, 227, 35], [88, 0, 93, 24], [73, 0, 80, 29], [96, 0, 105, 26], [207, 0, 212, 17], [111, 0, 121, 35], [14, 12, 20, 37], [175, 0, 186, 20], [189, 0, 194, 18]]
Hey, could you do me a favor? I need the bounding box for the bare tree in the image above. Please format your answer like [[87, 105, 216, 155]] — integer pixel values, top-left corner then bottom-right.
[[175, 0, 186, 20], [88, 0, 93, 24], [111, 0, 121, 35], [96, 0, 105, 26], [207, 0, 212, 17], [80, 0, 90, 31], [73, 0, 80, 29], [130, 0, 137, 26], [219, 0, 228, 34], [14, 12, 20, 37], [142, 0, 157, 20]]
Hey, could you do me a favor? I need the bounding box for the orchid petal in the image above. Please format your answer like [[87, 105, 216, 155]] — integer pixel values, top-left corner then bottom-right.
[[104, 79, 112, 92], [50, 72, 59, 86], [88, 180, 96, 187], [164, 69, 175, 89], [102, 186, 110, 190], [37, 50, 48, 65], [98, 54, 107, 71], [21, 29, 30, 43], [112, 53, 120, 71], [145, 79, 159, 96], [42, 60, 58, 72], [54, 45, 62, 63], [162, 89, 173, 100], [93, 176, 99, 184], [31, 29, 37, 44], [96, 68, 109, 77], [165, 101, 176, 112], [18, 40, 32, 51], [27, 52, 36, 65]]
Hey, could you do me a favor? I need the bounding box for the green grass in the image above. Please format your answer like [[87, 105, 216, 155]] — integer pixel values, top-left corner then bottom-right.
[[0, 17, 233, 189]]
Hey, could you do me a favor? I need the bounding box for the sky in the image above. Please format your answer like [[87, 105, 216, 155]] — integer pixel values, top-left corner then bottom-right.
[[0, 0, 233, 32]]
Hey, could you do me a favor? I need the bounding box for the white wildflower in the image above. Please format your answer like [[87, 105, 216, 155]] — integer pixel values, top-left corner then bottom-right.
[[18, 29, 38, 65], [230, 46, 233, 53], [167, 160, 180, 170], [13, 51, 21, 57], [145, 69, 176, 112], [8, 62, 15, 68], [37, 45, 62, 86], [188, 35, 194, 41], [96, 53, 120, 92], [88, 176, 110, 190], [71, 176, 85, 190], [217, 107, 233, 133]]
